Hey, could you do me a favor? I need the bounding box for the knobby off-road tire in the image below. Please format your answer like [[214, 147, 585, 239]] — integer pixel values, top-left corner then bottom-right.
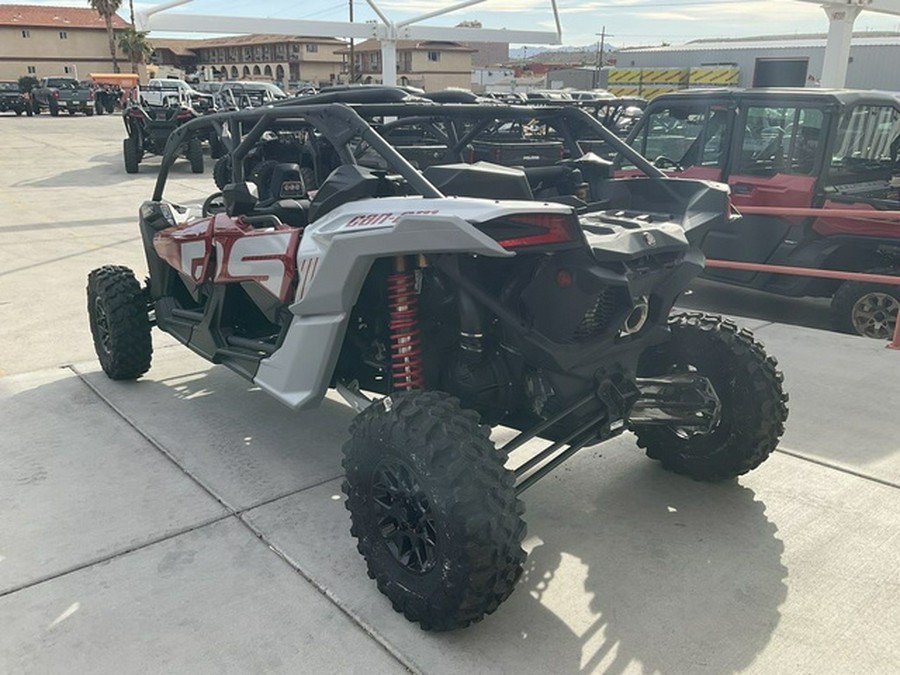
[[342, 391, 526, 631], [123, 136, 140, 174], [830, 268, 899, 340], [209, 134, 225, 160], [187, 137, 204, 174], [87, 265, 152, 380], [213, 155, 232, 190], [632, 312, 788, 481]]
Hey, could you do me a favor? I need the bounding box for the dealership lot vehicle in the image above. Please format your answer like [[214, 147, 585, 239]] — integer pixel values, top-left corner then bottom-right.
[[0, 81, 31, 115], [31, 77, 94, 116], [87, 101, 788, 631], [625, 88, 900, 339]]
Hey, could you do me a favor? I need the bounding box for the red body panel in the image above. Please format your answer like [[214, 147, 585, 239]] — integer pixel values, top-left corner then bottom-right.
[[154, 214, 302, 303], [813, 200, 900, 238], [727, 173, 816, 227]]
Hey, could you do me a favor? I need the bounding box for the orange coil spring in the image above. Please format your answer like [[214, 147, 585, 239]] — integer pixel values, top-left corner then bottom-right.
[[387, 271, 424, 390]]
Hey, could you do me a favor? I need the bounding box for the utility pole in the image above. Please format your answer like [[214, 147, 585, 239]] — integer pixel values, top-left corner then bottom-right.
[[349, 0, 355, 83], [595, 26, 611, 89]]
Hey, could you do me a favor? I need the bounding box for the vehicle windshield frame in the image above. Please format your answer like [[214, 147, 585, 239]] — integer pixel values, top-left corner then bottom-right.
[[828, 100, 900, 181]]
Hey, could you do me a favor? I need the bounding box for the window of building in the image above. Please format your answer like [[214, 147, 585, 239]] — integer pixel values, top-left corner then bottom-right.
[[27, 66, 36, 74], [292, 44, 300, 54], [59, 31, 68, 40], [21, 29, 30, 38], [369, 53, 378, 67], [427, 51, 440, 62], [63, 66, 72, 74], [305, 44, 318, 53]]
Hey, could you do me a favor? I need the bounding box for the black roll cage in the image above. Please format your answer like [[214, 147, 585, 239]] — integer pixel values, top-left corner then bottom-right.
[[152, 102, 665, 203]]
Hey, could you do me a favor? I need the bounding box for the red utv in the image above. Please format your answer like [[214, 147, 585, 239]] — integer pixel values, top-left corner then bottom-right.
[[622, 88, 900, 338]]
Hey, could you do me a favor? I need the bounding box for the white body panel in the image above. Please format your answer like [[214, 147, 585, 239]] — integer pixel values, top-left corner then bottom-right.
[[253, 196, 571, 409]]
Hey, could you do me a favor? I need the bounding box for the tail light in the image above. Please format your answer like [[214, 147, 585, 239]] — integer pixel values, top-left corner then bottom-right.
[[477, 212, 583, 250], [175, 108, 194, 120]]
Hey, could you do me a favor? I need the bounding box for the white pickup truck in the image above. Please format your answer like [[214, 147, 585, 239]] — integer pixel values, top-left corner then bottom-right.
[[139, 79, 213, 109]]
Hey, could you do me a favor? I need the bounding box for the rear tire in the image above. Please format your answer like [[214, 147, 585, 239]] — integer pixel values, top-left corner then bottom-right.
[[830, 269, 899, 339], [87, 265, 152, 380], [123, 136, 140, 174], [343, 391, 526, 631], [632, 312, 788, 481], [187, 137, 204, 174]]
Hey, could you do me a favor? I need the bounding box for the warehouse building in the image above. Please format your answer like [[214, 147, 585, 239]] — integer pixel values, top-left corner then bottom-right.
[[614, 32, 900, 90]]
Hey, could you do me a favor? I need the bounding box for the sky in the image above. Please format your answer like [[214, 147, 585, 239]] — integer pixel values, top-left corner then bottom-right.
[[17, 0, 900, 48]]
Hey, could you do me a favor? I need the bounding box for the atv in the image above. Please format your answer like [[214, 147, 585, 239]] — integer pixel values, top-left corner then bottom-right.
[[121, 95, 206, 174], [623, 88, 900, 339], [87, 101, 788, 631]]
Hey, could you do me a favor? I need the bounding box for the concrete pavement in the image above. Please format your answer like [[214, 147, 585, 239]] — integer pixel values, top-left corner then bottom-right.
[[2, 114, 899, 674]]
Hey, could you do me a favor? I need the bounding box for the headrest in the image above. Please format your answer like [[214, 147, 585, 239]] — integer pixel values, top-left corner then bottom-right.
[[223, 181, 259, 217]]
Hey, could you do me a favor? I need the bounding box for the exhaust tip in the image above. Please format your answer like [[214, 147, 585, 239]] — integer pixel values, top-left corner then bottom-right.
[[622, 298, 649, 336]]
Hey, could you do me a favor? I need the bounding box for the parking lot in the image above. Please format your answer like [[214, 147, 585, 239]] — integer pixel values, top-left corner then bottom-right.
[[1, 114, 899, 674]]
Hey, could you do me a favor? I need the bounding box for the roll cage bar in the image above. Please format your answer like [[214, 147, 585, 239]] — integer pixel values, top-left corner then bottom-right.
[[152, 101, 664, 203]]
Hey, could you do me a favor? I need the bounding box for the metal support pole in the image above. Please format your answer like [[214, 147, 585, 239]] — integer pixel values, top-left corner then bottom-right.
[[349, 0, 355, 84], [381, 38, 397, 87], [820, 4, 861, 87]]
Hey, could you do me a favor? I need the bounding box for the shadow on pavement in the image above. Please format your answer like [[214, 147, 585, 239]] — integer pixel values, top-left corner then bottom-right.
[[435, 457, 787, 674]]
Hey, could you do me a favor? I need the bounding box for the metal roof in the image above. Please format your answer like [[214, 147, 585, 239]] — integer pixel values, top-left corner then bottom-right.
[[620, 36, 900, 53], [644, 87, 900, 107]]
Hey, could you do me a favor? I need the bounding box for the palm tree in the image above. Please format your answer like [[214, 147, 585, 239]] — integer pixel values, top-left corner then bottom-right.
[[118, 27, 152, 74], [88, 0, 123, 73]]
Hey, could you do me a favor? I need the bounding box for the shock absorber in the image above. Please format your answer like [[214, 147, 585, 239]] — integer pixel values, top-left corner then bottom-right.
[[387, 256, 424, 390]]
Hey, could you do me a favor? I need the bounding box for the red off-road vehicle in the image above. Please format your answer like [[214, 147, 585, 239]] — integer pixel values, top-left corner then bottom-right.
[[623, 88, 900, 338]]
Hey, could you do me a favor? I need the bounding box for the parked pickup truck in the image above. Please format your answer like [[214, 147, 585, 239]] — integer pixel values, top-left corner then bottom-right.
[[139, 79, 213, 110], [31, 77, 94, 116]]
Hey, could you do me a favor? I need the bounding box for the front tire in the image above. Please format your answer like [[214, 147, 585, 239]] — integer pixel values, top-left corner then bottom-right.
[[87, 265, 152, 380], [632, 312, 788, 481], [123, 136, 140, 174], [342, 391, 526, 631], [187, 137, 204, 174], [831, 269, 899, 339]]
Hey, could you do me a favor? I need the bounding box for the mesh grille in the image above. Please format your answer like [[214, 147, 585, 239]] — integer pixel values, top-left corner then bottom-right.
[[574, 288, 617, 339]]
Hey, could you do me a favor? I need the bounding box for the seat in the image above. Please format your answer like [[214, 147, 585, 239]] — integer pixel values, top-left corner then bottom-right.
[[255, 199, 310, 229]]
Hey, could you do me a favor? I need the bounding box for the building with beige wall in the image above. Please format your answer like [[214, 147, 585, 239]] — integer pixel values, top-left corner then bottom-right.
[[149, 34, 347, 87], [338, 40, 475, 91], [0, 4, 128, 81]]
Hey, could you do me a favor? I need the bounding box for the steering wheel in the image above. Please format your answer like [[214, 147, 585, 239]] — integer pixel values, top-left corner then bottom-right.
[[202, 191, 226, 217], [653, 155, 684, 171]]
